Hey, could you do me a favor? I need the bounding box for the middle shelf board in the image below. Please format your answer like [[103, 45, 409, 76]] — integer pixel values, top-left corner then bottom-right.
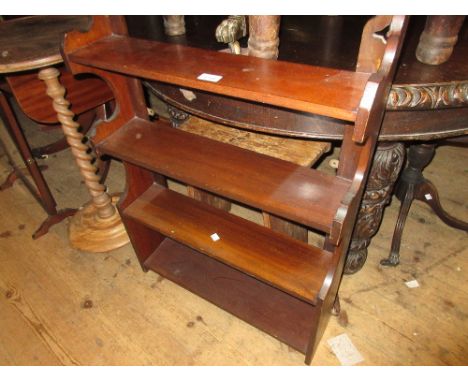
[[99, 118, 351, 233]]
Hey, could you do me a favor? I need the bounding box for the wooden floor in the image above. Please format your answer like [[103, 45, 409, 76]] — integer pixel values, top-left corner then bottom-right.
[[0, 112, 467, 365]]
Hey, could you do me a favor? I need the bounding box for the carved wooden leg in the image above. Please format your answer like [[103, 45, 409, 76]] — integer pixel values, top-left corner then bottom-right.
[[162, 16, 186, 36], [38, 67, 129, 252], [248, 16, 281, 59], [381, 144, 431, 266], [416, 16, 465, 65], [382, 183, 415, 267], [215, 16, 248, 54], [381, 143, 468, 266], [416, 180, 468, 231], [345, 142, 406, 274]]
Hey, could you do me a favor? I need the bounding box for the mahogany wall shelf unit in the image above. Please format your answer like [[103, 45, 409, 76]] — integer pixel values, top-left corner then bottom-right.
[[62, 16, 408, 364]]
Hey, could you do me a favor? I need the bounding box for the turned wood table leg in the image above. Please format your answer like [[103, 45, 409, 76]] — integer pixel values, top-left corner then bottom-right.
[[31, 108, 97, 159], [38, 67, 129, 252], [163, 16, 186, 36], [416, 16, 465, 65], [248, 16, 281, 59], [345, 142, 406, 274], [381, 143, 468, 266]]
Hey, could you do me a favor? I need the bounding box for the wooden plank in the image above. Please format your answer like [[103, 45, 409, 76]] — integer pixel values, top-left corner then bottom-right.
[[0, 290, 64, 365], [144, 238, 320, 353], [100, 118, 351, 233], [124, 184, 334, 303], [179, 116, 330, 167], [69, 35, 371, 121]]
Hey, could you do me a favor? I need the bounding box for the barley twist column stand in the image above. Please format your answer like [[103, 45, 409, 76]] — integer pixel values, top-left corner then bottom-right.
[[38, 67, 129, 252]]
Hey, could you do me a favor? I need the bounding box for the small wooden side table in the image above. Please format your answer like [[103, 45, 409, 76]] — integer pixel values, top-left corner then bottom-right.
[[0, 16, 129, 252]]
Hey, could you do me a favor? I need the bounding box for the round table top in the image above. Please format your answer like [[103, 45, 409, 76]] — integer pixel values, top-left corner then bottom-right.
[[0, 16, 90, 74]]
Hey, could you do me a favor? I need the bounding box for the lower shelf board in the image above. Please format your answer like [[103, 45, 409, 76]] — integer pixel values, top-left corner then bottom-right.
[[124, 184, 331, 304], [144, 238, 321, 354]]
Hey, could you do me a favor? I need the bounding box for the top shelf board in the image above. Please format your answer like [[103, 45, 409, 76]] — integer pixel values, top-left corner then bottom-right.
[[69, 35, 370, 122]]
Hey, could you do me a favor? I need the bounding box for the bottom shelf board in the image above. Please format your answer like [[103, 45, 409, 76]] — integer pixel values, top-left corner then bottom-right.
[[144, 238, 321, 354], [124, 184, 331, 304]]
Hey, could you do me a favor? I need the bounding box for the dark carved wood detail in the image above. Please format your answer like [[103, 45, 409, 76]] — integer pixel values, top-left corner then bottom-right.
[[345, 142, 406, 274], [167, 104, 190, 127], [215, 16, 247, 54], [387, 81, 468, 110], [381, 143, 468, 266]]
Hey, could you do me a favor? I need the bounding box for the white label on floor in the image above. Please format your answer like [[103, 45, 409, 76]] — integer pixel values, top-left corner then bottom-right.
[[327, 333, 364, 366], [210, 233, 220, 242], [197, 73, 223, 83], [405, 279, 420, 288]]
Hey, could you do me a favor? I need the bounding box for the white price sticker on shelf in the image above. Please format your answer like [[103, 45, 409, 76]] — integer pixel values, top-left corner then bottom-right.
[[197, 73, 223, 83]]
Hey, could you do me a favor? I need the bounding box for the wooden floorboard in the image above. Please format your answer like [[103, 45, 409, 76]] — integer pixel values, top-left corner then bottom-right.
[[0, 114, 467, 365]]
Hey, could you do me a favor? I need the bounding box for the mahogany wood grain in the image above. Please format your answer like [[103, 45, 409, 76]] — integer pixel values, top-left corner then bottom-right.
[[6, 68, 113, 124], [124, 184, 334, 304], [118, 162, 167, 269], [0, 91, 55, 214], [63, 16, 149, 144], [61, 15, 409, 364], [356, 16, 393, 73], [69, 35, 371, 122], [99, 118, 351, 233], [144, 238, 321, 353]]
